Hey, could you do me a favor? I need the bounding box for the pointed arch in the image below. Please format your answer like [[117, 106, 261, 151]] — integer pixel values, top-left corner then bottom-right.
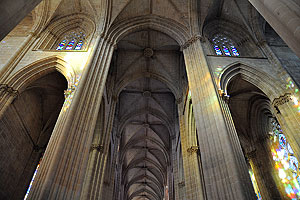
[[106, 15, 190, 46], [6, 56, 76, 93], [218, 62, 284, 101]]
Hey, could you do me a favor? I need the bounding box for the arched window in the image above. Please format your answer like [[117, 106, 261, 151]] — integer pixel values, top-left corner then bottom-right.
[[211, 34, 240, 56], [270, 120, 300, 199], [56, 32, 86, 51]]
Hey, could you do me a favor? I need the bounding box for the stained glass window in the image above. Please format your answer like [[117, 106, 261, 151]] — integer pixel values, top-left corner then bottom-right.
[[55, 32, 86, 51], [56, 39, 67, 50], [211, 34, 240, 57], [65, 40, 75, 50], [270, 120, 300, 199], [24, 157, 42, 200], [74, 40, 83, 50]]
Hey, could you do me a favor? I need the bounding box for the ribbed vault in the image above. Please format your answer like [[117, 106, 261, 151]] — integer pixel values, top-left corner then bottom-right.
[[111, 29, 184, 200]]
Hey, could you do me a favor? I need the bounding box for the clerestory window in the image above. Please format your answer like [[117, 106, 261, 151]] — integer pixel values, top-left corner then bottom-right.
[[211, 34, 240, 56], [56, 32, 86, 51]]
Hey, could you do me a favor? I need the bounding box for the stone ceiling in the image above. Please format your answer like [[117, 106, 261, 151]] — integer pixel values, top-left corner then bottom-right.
[[111, 29, 186, 199]]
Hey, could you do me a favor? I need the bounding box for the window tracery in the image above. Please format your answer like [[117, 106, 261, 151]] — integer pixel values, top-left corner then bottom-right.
[[56, 32, 86, 51], [211, 34, 240, 56], [270, 120, 300, 199]]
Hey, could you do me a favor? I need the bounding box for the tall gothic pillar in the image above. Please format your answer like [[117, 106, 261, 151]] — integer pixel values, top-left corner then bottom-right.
[[272, 94, 300, 159], [248, 0, 300, 58], [27, 36, 114, 199], [80, 98, 117, 200], [178, 103, 205, 200], [246, 142, 282, 199], [182, 37, 257, 199]]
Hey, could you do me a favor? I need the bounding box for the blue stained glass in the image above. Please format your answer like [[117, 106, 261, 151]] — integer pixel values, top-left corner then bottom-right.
[[297, 176, 300, 185], [230, 46, 240, 56], [65, 40, 75, 50], [223, 46, 231, 56], [279, 134, 287, 148], [56, 39, 67, 50], [74, 41, 83, 50], [214, 45, 222, 55], [289, 156, 298, 172], [288, 143, 294, 154]]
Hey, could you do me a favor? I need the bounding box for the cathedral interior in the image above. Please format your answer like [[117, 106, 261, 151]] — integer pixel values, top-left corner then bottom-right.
[[0, 0, 300, 199]]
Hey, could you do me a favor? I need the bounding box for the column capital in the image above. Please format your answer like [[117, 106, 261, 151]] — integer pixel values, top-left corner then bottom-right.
[[246, 149, 257, 160], [181, 35, 205, 50], [90, 144, 104, 153], [218, 89, 230, 103], [272, 93, 291, 113], [0, 84, 19, 98], [272, 93, 291, 106], [187, 146, 200, 155]]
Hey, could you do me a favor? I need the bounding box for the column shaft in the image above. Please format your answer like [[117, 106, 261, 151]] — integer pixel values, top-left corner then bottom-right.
[[183, 40, 256, 199], [179, 113, 204, 200], [28, 37, 114, 199]]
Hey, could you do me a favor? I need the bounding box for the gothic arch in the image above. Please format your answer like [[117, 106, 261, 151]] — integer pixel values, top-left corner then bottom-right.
[[124, 174, 164, 199], [115, 71, 181, 102], [34, 13, 95, 50], [120, 136, 170, 165], [6, 56, 76, 92], [106, 15, 190, 46], [218, 62, 284, 101], [118, 108, 175, 138]]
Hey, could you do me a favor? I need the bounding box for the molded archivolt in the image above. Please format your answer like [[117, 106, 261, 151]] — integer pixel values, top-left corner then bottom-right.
[[5, 56, 76, 92], [34, 14, 95, 51], [106, 15, 190, 47], [218, 62, 284, 101]]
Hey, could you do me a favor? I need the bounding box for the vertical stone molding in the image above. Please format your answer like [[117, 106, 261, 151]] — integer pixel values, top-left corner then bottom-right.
[[80, 100, 117, 200], [248, 0, 300, 58], [246, 142, 283, 199], [272, 99, 300, 160], [27, 36, 114, 199], [183, 39, 256, 199], [178, 114, 204, 200]]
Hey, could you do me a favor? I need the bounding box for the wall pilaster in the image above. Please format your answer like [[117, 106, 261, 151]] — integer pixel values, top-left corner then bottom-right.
[[182, 38, 256, 199]]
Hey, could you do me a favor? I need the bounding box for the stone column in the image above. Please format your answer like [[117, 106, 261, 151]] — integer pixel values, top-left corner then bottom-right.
[[182, 37, 257, 199], [248, 0, 300, 58], [177, 102, 204, 200], [80, 98, 117, 200], [27, 36, 114, 199], [246, 144, 282, 200], [272, 94, 300, 160]]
